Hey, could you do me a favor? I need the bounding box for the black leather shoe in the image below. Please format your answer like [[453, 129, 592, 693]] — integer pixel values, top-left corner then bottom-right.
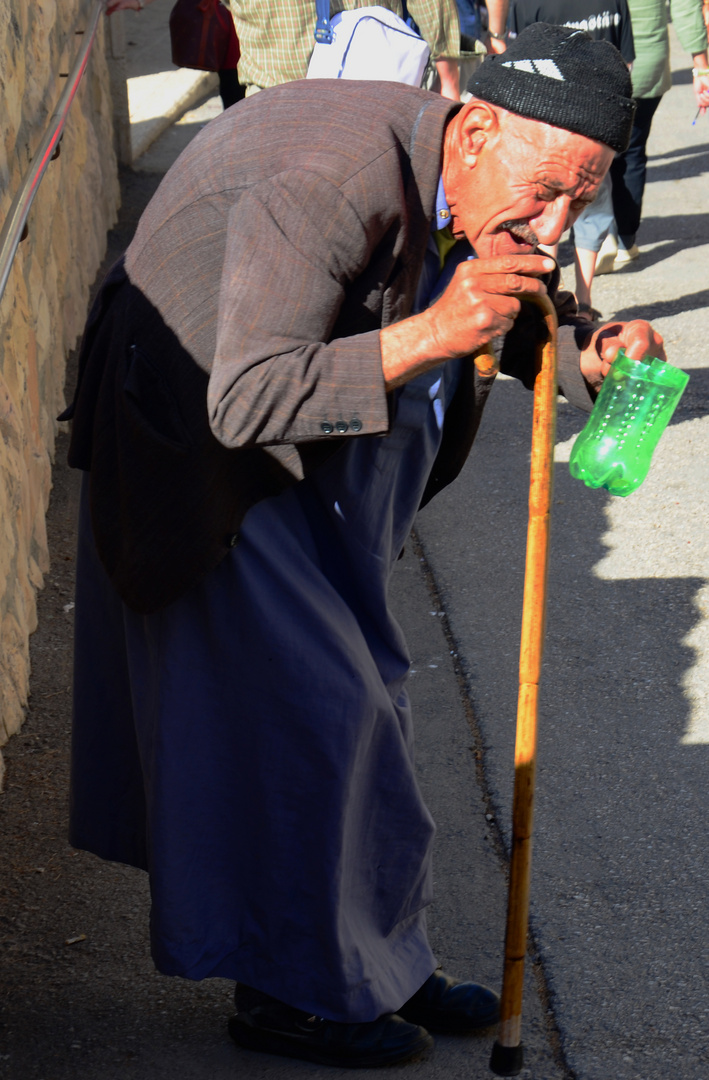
[[229, 984, 434, 1067], [398, 969, 500, 1033]]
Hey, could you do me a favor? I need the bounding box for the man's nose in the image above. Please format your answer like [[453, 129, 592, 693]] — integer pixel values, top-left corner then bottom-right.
[[531, 197, 573, 245]]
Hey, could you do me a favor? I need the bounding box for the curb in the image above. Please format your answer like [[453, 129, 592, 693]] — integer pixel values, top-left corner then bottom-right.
[[128, 68, 219, 161]]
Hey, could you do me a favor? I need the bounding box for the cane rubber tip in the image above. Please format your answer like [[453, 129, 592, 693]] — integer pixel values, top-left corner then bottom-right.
[[490, 1040, 525, 1076]]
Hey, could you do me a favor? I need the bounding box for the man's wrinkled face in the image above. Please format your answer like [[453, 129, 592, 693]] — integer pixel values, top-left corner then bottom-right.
[[445, 105, 615, 259]]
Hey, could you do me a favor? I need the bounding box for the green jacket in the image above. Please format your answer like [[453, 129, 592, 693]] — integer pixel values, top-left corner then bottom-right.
[[627, 0, 708, 97]]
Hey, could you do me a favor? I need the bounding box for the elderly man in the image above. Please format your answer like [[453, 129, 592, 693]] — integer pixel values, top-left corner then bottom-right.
[[66, 24, 663, 1070]]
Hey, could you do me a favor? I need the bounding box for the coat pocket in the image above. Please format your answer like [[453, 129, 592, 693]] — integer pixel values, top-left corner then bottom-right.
[[123, 343, 192, 450]]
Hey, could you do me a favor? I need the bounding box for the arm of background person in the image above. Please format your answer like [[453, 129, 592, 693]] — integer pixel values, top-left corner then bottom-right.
[[408, 0, 463, 98], [669, 0, 709, 109], [484, 0, 510, 54], [691, 46, 709, 110]]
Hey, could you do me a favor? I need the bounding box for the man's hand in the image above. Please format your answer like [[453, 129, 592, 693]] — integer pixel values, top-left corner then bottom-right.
[[485, 32, 508, 56], [425, 254, 554, 356], [579, 319, 667, 391], [381, 254, 554, 389], [485, 0, 509, 54]]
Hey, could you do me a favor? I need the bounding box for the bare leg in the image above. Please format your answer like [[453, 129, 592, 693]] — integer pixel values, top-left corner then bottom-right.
[[574, 246, 598, 311]]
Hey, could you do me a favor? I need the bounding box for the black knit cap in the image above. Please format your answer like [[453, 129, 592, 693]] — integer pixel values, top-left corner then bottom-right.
[[466, 23, 635, 154]]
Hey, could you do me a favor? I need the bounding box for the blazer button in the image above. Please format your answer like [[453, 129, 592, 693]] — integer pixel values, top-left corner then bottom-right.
[[321, 421, 334, 434], [335, 420, 349, 433], [350, 418, 362, 432], [226, 533, 239, 548]]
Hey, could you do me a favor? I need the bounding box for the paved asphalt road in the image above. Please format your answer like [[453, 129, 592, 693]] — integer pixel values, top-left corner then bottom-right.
[[416, 27, 709, 1080], [0, 9, 707, 1080]]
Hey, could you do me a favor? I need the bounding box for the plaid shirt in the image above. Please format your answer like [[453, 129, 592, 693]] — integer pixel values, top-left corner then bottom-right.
[[228, 0, 461, 90]]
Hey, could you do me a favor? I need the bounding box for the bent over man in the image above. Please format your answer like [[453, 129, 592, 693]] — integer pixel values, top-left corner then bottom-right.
[[65, 24, 664, 1068]]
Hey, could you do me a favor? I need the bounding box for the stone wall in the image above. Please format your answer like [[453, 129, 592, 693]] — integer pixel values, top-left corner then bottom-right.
[[0, 0, 120, 783]]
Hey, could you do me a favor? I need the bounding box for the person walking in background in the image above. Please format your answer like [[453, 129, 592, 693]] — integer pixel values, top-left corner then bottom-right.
[[456, 0, 510, 54], [597, 0, 709, 273], [228, 0, 465, 98], [108, 0, 246, 111], [510, 0, 635, 318], [455, 0, 510, 90]]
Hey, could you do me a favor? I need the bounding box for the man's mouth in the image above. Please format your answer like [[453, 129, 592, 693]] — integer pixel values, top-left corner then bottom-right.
[[496, 221, 540, 248]]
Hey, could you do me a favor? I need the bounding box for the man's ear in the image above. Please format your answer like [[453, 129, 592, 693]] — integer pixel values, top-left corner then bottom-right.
[[456, 100, 499, 167]]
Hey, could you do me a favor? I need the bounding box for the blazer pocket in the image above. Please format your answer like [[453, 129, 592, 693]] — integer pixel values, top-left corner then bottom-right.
[[123, 343, 192, 450]]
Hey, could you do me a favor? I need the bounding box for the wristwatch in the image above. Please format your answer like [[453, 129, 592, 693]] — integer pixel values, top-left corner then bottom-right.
[[691, 67, 709, 77], [488, 28, 508, 40]]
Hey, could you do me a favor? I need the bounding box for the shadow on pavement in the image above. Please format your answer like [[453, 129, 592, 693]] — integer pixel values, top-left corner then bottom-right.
[[648, 139, 709, 161], [612, 290, 709, 324], [647, 146, 709, 183], [415, 375, 709, 1077], [592, 211, 709, 278]]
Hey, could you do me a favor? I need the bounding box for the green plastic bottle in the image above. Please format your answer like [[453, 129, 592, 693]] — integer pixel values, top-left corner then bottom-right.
[[569, 349, 689, 496]]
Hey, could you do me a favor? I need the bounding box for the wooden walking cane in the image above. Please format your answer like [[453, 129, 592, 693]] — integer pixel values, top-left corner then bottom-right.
[[476, 294, 558, 1077]]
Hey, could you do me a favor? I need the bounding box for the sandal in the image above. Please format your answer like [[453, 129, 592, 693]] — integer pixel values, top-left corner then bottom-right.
[[576, 302, 603, 323]]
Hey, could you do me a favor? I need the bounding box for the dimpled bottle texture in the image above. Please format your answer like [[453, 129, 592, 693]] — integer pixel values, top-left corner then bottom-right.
[[569, 349, 689, 496]]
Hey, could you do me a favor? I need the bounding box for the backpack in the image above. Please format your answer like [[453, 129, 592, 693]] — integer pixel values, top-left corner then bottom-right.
[[306, 3, 431, 85]]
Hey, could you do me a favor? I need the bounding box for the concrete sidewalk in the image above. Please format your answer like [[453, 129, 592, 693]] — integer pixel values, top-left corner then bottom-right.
[[416, 26, 709, 1080], [120, 0, 218, 161]]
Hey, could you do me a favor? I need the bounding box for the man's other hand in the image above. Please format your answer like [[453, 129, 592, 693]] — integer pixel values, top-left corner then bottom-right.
[[579, 319, 667, 391]]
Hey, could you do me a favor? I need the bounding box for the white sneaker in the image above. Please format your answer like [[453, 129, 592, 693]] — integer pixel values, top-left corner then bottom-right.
[[613, 243, 639, 268], [595, 233, 618, 275]]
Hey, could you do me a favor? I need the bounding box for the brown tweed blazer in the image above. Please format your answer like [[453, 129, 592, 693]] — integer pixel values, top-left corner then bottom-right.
[[67, 80, 592, 613]]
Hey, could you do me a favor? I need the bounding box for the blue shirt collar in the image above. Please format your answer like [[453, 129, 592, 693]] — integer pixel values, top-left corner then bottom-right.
[[433, 174, 452, 232]]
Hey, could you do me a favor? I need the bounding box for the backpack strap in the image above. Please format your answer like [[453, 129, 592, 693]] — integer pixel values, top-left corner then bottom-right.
[[314, 0, 334, 43], [401, 0, 419, 33]]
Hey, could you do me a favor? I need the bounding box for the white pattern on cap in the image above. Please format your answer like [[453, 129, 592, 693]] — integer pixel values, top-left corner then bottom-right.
[[502, 58, 565, 80], [469, 23, 635, 153]]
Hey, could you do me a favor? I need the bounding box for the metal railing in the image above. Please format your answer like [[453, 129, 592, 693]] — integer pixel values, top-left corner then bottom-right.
[[0, 0, 107, 308]]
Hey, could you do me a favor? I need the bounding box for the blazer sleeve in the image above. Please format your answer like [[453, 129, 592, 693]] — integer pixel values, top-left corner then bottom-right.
[[209, 169, 391, 449]]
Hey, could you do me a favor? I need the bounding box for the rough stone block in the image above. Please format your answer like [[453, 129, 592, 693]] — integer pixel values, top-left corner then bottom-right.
[[0, 0, 120, 771]]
